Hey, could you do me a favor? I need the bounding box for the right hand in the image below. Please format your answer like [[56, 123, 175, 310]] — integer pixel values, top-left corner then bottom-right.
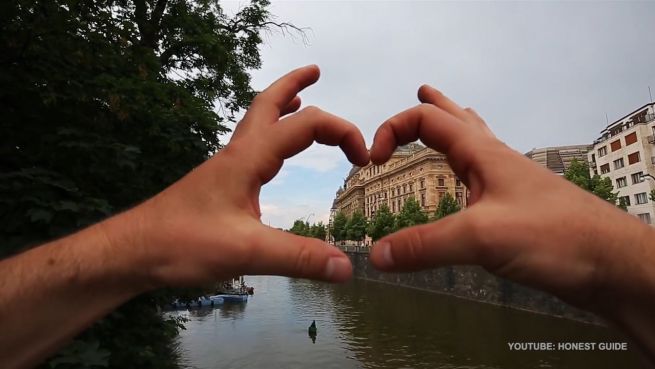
[[368, 85, 655, 315]]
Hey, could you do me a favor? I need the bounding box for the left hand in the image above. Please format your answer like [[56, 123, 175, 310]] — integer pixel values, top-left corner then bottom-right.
[[104, 65, 369, 288]]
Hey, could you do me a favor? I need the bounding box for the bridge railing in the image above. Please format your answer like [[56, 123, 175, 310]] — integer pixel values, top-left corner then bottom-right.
[[334, 244, 371, 254]]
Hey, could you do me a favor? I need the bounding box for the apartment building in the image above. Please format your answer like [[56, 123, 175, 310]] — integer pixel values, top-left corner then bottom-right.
[[588, 102, 655, 224]]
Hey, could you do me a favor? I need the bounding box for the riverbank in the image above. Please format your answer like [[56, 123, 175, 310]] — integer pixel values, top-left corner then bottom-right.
[[340, 247, 603, 325]]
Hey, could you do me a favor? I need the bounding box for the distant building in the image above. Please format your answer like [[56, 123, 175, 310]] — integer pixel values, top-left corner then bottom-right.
[[588, 102, 655, 224], [330, 143, 468, 221], [525, 145, 592, 175]]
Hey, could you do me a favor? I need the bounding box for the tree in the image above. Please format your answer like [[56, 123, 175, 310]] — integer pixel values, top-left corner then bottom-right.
[[289, 220, 310, 236], [331, 212, 349, 242], [346, 211, 367, 242], [395, 197, 428, 231], [0, 1, 293, 367], [367, 204, 396, 241], [434, 192, 461, 220], [650, 190, 655, 203], [310, 221, 327, 241], [564, 159, 619, 205]]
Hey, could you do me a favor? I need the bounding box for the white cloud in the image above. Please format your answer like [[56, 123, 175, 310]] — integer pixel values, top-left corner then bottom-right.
[[260, 199, 332, 230], [284, 144, 347, 172]]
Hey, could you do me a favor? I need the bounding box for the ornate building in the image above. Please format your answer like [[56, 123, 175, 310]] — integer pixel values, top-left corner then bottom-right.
[[331, 143, 468, 220]]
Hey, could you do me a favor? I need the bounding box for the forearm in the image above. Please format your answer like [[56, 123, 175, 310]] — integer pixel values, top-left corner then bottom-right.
[[591, 217, 655, 363], [0, 211, 151, 369]]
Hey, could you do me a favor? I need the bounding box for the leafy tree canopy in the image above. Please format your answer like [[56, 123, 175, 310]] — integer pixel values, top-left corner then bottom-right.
[[346, 211, 367, 242], [564, 159, 619, 205], [434, 192, 461, 220], [367, 204, 395, 241], [395, 197, 428, 231], [330, 211, 348, 242], [0, 0, 292, 367]]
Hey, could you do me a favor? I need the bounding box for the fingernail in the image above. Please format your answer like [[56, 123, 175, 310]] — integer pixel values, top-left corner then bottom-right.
[[376, 241, 394, 268], [325, 257, 351, 280]]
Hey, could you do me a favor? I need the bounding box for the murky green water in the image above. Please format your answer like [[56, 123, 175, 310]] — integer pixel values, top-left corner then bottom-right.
[[173, 276, 643, 369]]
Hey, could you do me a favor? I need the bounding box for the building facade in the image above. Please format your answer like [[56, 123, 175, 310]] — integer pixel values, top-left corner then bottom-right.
[[588, 102, 655, 224], [525, 144, 592, 175], [331, 143, 468, 220]]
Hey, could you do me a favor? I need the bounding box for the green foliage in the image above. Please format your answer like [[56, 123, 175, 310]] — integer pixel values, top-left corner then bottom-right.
[[346, 211, 367, 242], [367, 204, 395, 241], [309, 221, 327, 241], [395, 197, 428, 231], [289, 219, 310, 236], [0, 0, 286, 368], [331, 212, 348, 242], [564, 159, 619, 205], [434, 192, 461, 220], [650, 190, 655, 203], [288, 220, 326, 240]]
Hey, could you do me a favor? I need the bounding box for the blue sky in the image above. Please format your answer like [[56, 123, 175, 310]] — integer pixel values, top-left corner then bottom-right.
[[221, 1, 655, 229]]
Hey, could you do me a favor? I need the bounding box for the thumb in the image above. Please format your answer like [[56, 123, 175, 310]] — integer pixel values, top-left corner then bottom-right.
[[246, 226, 353, 282], [370, 211, 491, 272]]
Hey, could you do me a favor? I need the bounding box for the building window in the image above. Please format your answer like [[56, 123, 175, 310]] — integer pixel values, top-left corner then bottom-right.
[[409, 183, 413, 192], [613, 158, 625, 170], [420, 193, 425, 207], [632, 172, 644, 184], [635, 192, 648, 205], [598, 146, 607, 157], [628, 151, 641, 165], [625, 132, 638, 146], [438, 178, 445, 187], [638, 213, 652, 224], [616, 177, 627, 188], [392, 202, 395, 212], [420, 178, 425, 189], [455, 192, 463, 206], [610, 139, 622, 152], [455, 178, 462, 187], [619, 195, 631, 207], [600, 164, 610, 174], [403, 184, 407, 193]]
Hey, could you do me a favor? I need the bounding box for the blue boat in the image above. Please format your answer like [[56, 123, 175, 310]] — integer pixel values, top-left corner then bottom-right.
[[214, 293, 248, 303]]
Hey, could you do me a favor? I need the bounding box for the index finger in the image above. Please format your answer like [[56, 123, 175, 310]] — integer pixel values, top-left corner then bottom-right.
[[370, 103, 470, 165], [245, 65, 321, 123]]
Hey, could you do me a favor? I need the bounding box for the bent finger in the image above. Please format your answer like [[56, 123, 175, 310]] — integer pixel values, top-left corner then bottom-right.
[[418, 85, 470, 122], [280, 96, 302, 117], [247, 226, 353, 282], [271, 106, 369, 166], [370, 103, 470, 165], [246, 65, 320, 123]]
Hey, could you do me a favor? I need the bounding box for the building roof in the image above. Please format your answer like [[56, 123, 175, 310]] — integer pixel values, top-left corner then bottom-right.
[[525, 144, 591, 174]]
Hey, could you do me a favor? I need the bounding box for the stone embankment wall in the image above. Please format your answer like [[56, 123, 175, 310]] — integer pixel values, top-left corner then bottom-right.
[[341, 247, 602, 325]]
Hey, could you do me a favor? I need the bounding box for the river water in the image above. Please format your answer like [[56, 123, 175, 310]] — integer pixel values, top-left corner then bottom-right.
[[173, 276, 642, 369]]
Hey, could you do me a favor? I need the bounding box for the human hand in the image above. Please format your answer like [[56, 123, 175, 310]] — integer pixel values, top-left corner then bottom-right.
[[105, 65, 369, 288], [368, 85, 655, 313]]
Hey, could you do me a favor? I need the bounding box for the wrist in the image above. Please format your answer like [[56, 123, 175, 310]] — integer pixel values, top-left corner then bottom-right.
[[589, 211, 655, 317], [95, 205, 161, 294]]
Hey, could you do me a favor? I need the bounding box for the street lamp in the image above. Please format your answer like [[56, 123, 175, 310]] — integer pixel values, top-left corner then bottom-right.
[[304, 213, 315, 223], [640, 173, 655, 181]]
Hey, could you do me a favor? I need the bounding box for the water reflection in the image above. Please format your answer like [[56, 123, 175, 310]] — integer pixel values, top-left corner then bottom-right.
[[175, 276, 642, 369]]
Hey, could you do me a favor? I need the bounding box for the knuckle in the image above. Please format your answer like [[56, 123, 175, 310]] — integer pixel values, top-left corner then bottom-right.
[[293, 241, 316, 276], [300, 105, 322, 116], [404, 228, 427, 264]]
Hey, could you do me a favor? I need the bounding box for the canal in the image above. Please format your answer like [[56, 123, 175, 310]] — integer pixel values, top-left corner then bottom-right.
[[173, 276, 642, 369]]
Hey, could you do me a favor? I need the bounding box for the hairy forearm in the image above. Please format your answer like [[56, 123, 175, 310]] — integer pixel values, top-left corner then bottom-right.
[[591, 216, 655, 364], [0, 211, 151, 369]]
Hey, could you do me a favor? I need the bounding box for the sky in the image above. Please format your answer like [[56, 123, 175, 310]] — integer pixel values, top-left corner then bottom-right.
[[221, 0, 655, 229]]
